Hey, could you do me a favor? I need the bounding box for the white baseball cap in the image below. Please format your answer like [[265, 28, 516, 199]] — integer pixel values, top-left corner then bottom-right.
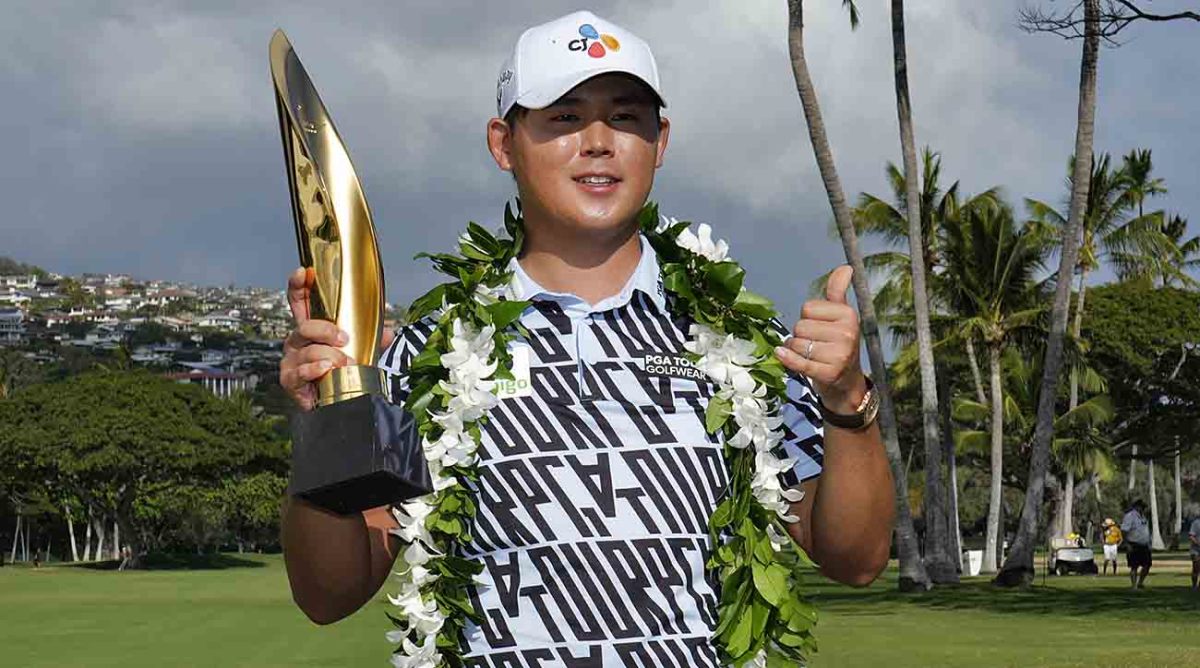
[[496, 10, 666, 119]]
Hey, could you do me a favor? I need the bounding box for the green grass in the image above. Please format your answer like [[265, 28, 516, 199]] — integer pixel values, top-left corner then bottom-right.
[[1, 554, 1198, 667]]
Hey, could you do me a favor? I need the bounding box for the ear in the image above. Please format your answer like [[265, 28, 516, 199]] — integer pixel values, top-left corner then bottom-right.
[[487, 118, 514, 172], [654, 115, 670, 169]]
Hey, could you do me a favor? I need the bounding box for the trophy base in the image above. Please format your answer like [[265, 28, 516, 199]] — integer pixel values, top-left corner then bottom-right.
[[289, 393, 432, 515]]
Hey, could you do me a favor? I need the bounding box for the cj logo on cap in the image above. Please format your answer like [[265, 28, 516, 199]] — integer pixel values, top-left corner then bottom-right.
[[568, 23, 621, 58]]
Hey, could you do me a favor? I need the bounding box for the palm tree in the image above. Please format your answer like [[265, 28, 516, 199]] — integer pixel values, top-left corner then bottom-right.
[[1154, 214, 1199, 288], [1005, 0, 1200, 587], [941, 198, 1051, 573], [1026, 151, 1176, 535], [786, 0, 930, 591], [954, 349, 1116, 539], [886, 0, 956, 583], [850, 150, 997, 577]]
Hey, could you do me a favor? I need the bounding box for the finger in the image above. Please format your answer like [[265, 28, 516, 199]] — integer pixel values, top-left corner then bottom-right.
[[798, 299, 856, 324], [294, 358, 336, 383], [287, 267, 314, 324], [298, 343, 352, 368], [774, 344, 838, 382], [295, 319, 348, 348], [825, 265, 853, 305], [791, 320, 857, 347]]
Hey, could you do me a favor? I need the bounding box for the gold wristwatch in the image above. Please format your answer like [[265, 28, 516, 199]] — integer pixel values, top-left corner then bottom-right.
[[817, 376, 879, 431]]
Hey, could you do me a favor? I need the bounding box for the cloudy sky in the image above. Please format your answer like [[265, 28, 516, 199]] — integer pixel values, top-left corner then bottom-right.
[[3, 1, 1197, 319]]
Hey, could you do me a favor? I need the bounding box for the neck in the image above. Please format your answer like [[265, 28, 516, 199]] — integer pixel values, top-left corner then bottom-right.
[[517, 214, 643, 306]]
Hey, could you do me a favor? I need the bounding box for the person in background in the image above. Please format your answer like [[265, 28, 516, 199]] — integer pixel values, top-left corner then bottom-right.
[[1101, 517, 1122, 575], [1120, 499, 1152, 589]]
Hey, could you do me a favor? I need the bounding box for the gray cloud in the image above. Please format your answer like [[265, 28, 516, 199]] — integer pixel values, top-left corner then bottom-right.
[[2, 0, 1196, 320]]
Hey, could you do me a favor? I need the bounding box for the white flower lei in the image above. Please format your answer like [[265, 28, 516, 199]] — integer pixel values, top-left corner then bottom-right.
[[387, 204, 817, 668]]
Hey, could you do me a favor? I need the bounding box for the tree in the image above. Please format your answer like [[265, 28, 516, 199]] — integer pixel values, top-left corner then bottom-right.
[[787, 0, 929, 590], [0, 371, 288, 566], [1026, 150, 1175, 535], [887, 0, 956, 583], [941, 198, 1051, 573], [1003, 0, 1200, 589], [850, 151, 1003, 577]]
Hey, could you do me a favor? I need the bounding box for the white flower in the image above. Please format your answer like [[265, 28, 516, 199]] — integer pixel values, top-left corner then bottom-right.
[[387, 582, 445, 637], [389, 632, 441, 668], [767, 523, 791, 552], [390, 498, 435, 545], [675, 222, 730, 262]]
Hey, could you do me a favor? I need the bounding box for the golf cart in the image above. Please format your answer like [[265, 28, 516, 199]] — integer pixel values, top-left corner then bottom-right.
[[1048, 534, 1099, 576]]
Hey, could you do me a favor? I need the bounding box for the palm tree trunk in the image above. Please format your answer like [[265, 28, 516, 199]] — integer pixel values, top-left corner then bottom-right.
[[1175, 448, 1183, 536], [1128, 444, 1138, 492], [9, 513, 20, 563], [939, 369, 963, 571], [1063, 470, 1075, 535], [984, 343, 1004, 574], [93, 515, 106, 562], [65, 501, 79, 563], [83, 506, 92, 562], [1057, 269, 1089, 539], [996, 0, 1100, 587], [890, 0, 955, 585], [965, 337, 987, 405], [787, 0, 929, 591], [1148, 459, 1165, 550]]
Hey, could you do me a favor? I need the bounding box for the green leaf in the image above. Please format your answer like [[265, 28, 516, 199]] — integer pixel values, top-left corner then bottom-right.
[[488, 300, 530, 329], [752, 560, 790, 606], [662, 264, 696, 302], [410, 345, 443, 372], [709, 497, 734, 531], [466, 221, 501, 255], [734, 288, 776, 320], [704, 261, 746, 304], [407, 283, 449, 322], [705, 395, 731, 434]]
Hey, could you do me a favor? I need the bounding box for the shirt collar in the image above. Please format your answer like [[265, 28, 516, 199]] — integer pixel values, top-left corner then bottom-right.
[[509, 234, 667, 313]]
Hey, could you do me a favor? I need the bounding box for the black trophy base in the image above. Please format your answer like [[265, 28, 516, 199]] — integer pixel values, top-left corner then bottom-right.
[[289, 394, 432, 515]]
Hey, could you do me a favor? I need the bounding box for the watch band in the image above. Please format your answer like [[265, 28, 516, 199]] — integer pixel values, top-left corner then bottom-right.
[[817, 376, 879, 431]]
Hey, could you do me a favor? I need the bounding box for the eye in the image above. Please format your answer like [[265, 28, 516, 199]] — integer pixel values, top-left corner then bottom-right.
[[611, 112, 638, 122], [552, 113, 579, 122]]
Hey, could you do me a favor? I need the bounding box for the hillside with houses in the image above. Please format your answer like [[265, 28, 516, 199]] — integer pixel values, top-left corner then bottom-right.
[[0, 256, 399, 407]]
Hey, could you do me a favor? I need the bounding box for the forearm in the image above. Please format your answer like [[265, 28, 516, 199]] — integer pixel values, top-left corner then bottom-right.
[[809, 422, 894, 586], [281, 497, 396, 624]]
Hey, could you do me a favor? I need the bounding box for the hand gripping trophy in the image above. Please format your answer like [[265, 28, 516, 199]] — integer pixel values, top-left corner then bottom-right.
[[269, 30, 431, 514]]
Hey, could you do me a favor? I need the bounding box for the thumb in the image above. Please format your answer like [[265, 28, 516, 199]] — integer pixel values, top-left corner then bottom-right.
[[825, 265, 854, 304]]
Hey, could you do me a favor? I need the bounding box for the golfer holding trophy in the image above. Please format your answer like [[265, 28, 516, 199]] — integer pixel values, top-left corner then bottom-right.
[[275, 11, 893, 666]]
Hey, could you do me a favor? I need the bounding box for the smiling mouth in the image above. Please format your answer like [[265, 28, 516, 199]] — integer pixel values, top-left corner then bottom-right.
[[574, 175, 621, 186]]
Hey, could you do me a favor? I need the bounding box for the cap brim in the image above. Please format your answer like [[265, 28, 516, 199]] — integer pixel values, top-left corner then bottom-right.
[[514, 66, 667, 112]]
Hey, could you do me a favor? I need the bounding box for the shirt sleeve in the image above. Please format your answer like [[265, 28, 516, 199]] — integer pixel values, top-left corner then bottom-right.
[[778, 373, 824, 486], [377, 319, 436, 404]]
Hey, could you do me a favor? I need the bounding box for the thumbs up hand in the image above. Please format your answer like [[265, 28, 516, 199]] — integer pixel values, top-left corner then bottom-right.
[[774, 265, 869, 413]]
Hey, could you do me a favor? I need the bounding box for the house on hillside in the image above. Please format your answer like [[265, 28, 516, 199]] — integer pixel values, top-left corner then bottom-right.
[[0, 308, 27, 345], [165, 362, 256, 398]]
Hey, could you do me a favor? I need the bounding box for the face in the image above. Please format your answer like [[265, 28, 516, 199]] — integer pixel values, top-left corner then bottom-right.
[[487, 73, 670, 239]]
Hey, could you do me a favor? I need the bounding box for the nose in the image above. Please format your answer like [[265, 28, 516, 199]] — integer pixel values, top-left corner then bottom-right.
[[580, 120, 614, 158]]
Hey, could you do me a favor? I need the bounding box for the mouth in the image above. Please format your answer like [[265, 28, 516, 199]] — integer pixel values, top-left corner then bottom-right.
[[573, 173, 622, 191]]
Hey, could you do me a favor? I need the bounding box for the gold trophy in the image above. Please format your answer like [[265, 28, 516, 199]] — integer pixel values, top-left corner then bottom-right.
[[270, 30, 430, 514]]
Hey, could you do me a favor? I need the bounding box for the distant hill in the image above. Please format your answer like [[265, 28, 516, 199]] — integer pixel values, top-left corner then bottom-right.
[[0, 256, 48, 277]]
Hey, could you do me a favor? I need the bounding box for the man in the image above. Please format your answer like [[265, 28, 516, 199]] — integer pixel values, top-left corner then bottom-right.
[[1101, 517, 1121, 575], [1120, 499, 1152, 589], [278, 10, 894, 665], [1189, 515, 1200, 592]]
